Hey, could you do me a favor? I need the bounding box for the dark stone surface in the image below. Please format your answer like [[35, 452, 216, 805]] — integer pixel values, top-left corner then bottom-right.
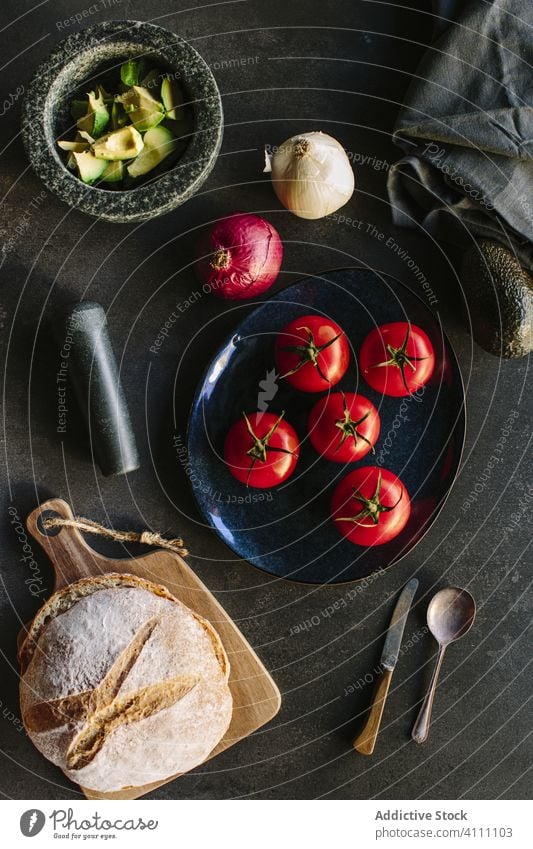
[[0, 0, 530, 801]]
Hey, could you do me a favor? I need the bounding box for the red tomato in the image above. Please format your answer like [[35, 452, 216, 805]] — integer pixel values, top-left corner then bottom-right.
[[275, 315, 350, 392], [224, 411, 299, 488], [359, 322, 434, 397], [308, 392, 380, 462], [331, 466, 411, 546]]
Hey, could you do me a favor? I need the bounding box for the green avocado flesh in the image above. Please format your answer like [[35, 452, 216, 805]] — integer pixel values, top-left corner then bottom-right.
[[72, 152, 109, 184], [76, 90, 109, 138], [161, 77, 185, 121], [460, 240, 533, 358], [57, 140, 90, 153], [102, 160, 125, 182], [120, 58, 150, 88], [127, 126, 178, 177], [92, 126, 144, 160], [119, 86, 164, 132], [59, 60, 188, 187]]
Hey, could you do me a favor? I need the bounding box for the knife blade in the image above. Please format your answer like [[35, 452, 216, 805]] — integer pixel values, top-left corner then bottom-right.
[[380, 577, 419, 671], [353, 577, 419, 755]]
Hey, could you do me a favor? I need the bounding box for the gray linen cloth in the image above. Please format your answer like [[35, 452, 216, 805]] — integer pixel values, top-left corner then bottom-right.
[[388, 0, 533, 272]]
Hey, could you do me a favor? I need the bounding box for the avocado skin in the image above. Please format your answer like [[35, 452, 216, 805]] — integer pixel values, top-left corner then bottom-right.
[[460, 240, 532, 359]]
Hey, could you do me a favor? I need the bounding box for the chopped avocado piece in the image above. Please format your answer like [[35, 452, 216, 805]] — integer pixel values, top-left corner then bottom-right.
[[101, 160, 125, 183], [89, 91, 109, 136], [120, 58, 150, 87], [77, 90, 109, 138], [92, 125, 144, 160], [127, 125, 178, 178], [461, 240, 533, 358], [161, 76, 185, 121], [78, 130, 95, 144], [70, 99, 88, 121], [120, 59, 137, 86], [59, 133, 92, 164], [64, 61, 186, 188], [111, 100, 128, 130], [73, 152, 109, 184], [118, 85, 164, 132], [58, 139, 91, 153]]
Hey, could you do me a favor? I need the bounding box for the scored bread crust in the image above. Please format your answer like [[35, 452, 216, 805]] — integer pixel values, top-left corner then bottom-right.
[[19, 573, 233, 792], [19, 572, 229, 679]]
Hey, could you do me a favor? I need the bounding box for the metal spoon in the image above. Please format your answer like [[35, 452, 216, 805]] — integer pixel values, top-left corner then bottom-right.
[[412, 586, 476, 744]]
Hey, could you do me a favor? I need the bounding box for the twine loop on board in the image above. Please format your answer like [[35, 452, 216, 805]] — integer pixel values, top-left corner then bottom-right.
[[42, 516, 188, 557]]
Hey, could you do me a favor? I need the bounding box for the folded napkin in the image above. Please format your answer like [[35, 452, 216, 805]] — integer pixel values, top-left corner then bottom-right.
[[388, 0, 533, 272]]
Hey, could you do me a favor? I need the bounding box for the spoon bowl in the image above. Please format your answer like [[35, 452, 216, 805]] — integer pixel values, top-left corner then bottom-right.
[[427, 586, 476, 645], [412, 586, 476, 744]]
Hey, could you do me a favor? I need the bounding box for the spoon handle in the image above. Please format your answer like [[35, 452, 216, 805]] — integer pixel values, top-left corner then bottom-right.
[[412, 645, 446, 744]]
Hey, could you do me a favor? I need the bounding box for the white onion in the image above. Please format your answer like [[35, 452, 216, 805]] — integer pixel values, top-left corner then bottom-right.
[[266, 131, 355, 220]]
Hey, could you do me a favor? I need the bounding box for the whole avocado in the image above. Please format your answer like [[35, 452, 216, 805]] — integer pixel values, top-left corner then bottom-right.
[[460, 240, 532, 358]]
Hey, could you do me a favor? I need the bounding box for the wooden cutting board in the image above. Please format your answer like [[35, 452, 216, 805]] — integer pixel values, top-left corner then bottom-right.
[[21, 498, 281, 800]]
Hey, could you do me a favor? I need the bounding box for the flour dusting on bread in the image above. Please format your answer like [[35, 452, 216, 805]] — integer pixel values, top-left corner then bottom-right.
[[20, 574, 233, 792]]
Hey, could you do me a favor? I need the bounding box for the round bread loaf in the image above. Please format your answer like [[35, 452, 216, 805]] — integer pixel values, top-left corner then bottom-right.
[[19, 573, 233, 793]]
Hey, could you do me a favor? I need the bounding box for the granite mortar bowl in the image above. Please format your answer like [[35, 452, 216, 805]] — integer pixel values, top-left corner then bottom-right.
[[22, 20, 223, 223]]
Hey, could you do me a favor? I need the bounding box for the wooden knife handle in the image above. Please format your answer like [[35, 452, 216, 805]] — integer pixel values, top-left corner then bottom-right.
[[353, 667, 393, 755]]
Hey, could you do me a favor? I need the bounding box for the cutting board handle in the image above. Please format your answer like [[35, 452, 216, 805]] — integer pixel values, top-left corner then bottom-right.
[[27, 498, 115, 591]]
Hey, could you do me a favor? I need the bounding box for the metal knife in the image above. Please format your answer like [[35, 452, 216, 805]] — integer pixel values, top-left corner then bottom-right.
[[353, 577, 419, 755]]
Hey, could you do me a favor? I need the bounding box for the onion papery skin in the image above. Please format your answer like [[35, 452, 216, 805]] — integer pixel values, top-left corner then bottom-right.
[[270, 131, 355, 220], [194, 213, 283, 300]]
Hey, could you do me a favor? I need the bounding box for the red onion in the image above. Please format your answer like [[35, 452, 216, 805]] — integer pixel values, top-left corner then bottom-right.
[[194, 213, 283, 300]]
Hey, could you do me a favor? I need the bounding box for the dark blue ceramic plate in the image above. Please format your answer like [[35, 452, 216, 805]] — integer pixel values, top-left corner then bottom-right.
[[188, 269, 465, 584]]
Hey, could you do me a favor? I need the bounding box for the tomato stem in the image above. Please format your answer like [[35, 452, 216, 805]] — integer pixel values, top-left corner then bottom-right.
[[242, 411, 296, 486], [335, 470, 402, 526], [280, 325, 342, 384], [369, 322, 428, 393], [335, 392, 375, 453]]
